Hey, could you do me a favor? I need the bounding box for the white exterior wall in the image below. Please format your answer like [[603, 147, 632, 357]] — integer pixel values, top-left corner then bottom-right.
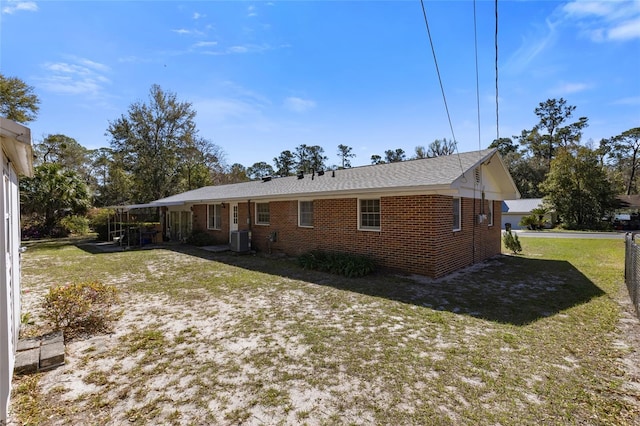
[[1, 150, 21, 422], [502, 213, 526, 230], [0, 118, 32, 423]]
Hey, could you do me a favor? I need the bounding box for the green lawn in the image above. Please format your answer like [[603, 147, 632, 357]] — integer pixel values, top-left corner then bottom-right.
[[11, 237, 640, 425]]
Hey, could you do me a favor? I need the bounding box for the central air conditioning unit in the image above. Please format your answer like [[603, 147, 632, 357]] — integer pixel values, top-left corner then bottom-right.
[[230, 230, 250, 252]]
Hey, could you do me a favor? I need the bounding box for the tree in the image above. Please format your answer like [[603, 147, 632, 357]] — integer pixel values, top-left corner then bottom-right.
[[247, 162, 275, 180], [370, 154, 384, 165], [222, 163, 250, 184], [503, 153, 547, 198], [488, 137, 518, 157], [34, 134, 92, 181], [384, 148, 406, 163], [295, 144, 327, 173], [337, 144, 356, 168], [20, 163, 91, 234], [541, 147, 616, 229], [107, 85, 201, 203], [274, 150, 296, 177], [0, 73, 40, 123], [87, 148, 136, 206], [610, 127, 640, 195], [426, 138, 456, 158], [519, 98, 588, 170], [177, 136, 225, 191], [413, 146, 427, 159]]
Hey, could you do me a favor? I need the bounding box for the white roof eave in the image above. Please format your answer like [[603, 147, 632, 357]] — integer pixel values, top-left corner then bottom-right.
[[0, 118, 33, 177]]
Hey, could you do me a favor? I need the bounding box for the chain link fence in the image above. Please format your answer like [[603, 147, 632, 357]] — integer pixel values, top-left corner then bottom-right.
[[624, 233, 640, 319]]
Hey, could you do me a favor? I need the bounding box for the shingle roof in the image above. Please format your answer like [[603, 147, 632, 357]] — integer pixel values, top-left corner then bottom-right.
[[502, 198, 544, 213], [152, 149, 500, 205]]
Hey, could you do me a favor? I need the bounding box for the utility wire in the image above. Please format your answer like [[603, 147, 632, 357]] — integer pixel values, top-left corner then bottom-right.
[[473, 0, 482, 156], [419, 0, 464, 175], [495, 0, 500, 142]]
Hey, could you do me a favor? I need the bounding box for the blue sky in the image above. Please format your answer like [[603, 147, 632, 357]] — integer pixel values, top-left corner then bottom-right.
[[1, 0, 639, 168]]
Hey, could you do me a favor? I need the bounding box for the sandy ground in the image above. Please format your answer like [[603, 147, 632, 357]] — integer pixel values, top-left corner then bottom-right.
[[9, 249, 640, 425]]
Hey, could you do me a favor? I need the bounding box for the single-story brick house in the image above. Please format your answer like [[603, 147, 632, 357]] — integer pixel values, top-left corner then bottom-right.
[[1, 118, 33, 422], [152, 148, 519, 278]]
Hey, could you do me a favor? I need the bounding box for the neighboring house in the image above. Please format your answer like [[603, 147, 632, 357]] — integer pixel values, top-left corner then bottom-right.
[[501, 198, 554, 230], [1, 118, 33, 422], [152, 149, 519, 279]]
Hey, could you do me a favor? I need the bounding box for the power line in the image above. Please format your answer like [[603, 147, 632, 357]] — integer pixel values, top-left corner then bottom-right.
[[473, 0, 482, 155], [419, 0, 464, 174], [495, 0, 500, 142]]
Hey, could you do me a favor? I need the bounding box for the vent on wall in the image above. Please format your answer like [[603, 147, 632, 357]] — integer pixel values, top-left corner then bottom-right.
[[474, 168, 481, 184]]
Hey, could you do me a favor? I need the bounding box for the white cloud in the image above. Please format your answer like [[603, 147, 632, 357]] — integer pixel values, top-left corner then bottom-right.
[[117, 55, 150, 64], [612, 96, 640, 106], [38, 57, 111, 97], [504, 19, 559, 73], [561, 0, 640, 41], [284, 97, 316, 113], [1, 1, 38, 14], [193, 12, 204, 20], [608, 17, 640, 41], [247, 5, 257, 17], [193, 41, 218, 48], [229, 46, 249, 54], [172, 29, 192, 35], [552, 82, 591, 95]]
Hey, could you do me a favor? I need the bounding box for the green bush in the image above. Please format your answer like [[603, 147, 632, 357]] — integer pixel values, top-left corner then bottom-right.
[[186, 230, 217, 246], [503, 230, 522, 254], [298, 250, 375, 278], [42, 281, 122, 341], [87, 208, 111, 227], [60, 215, 90, 235]]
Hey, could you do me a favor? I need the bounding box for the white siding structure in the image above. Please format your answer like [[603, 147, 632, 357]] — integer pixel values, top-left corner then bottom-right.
[[1, 118, 33, 423], [501, 198, 544, 230]]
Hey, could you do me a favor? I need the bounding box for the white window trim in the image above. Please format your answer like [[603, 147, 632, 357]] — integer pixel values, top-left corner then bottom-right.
[[232, 204, 238, 226], [256, 202, 270, 225], [207, 204, 222, 230], [358, 198, 381, 231], [298, 200, 314, 228], [453, 197, 461, 231]]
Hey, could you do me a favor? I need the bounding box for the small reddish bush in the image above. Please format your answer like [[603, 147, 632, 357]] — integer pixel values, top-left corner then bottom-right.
[[42, 281, 122, 340]]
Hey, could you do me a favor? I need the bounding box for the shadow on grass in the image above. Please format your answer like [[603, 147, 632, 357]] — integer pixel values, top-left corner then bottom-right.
[[76, 241, 605, 326], [23, 236, 98, 252]]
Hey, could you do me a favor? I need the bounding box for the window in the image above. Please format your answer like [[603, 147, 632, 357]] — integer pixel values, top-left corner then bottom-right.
[[207, 204, 222, 230], [299, 201, 314, 227], [232, 205, 238, 225], [360, 199, 380, 230], [453, 197, 461, 231], [487, 200, 494, 226], [256, 202, 270, 225]]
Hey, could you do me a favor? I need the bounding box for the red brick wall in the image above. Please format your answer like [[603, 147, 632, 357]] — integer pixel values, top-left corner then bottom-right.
[[191, 204, 230, 245], [190, 196, 502, 278]]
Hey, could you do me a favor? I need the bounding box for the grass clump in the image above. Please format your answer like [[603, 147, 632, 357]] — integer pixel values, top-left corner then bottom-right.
[[298, 250, 375, 277], [42, 281, 122, 341]]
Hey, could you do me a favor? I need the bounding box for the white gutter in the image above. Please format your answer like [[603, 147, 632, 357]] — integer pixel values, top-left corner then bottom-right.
[[0, 118, 33, 177]]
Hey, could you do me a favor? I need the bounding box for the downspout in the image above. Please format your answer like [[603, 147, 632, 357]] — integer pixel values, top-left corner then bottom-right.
[[247, 199, 252, 249], [472, 190, 476, 265]]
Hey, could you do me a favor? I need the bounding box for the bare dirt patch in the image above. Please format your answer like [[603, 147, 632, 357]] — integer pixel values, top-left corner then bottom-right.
[[10, 241, 640, 425]]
